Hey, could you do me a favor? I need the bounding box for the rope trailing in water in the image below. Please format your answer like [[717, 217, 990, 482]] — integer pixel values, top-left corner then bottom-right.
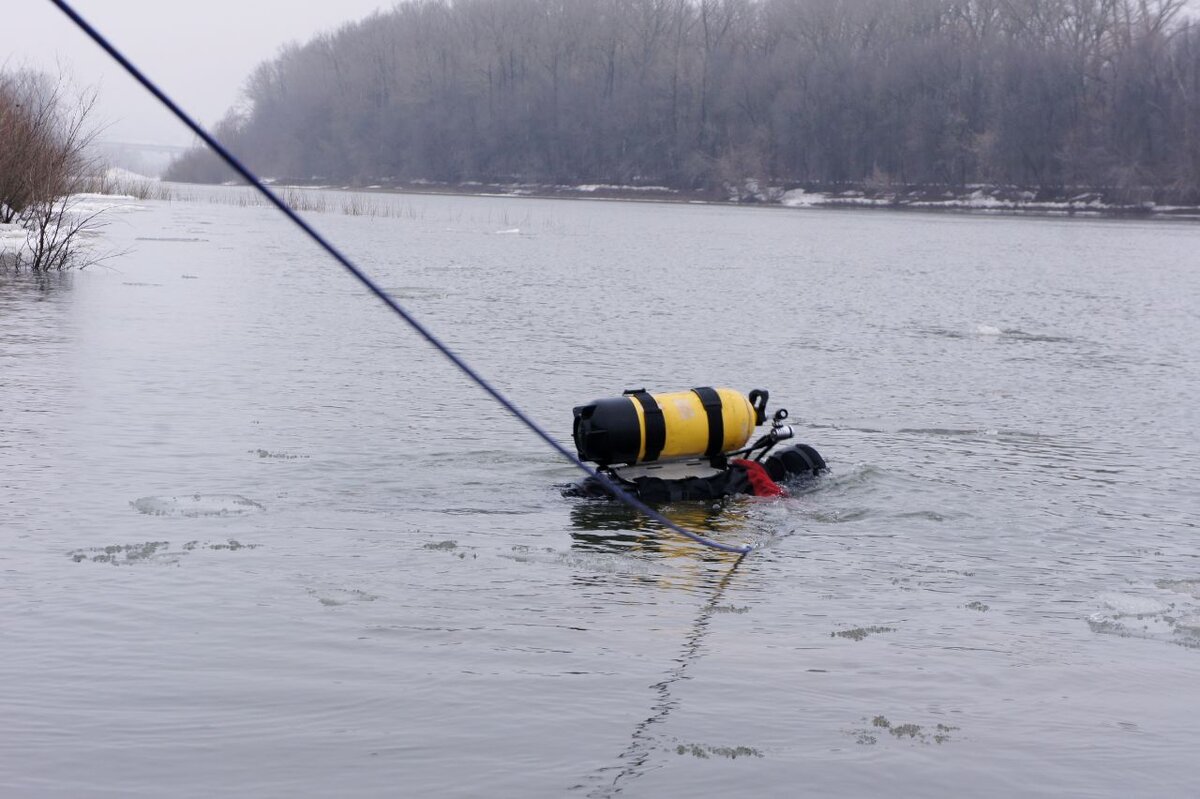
[[50, 0, 752, 555]]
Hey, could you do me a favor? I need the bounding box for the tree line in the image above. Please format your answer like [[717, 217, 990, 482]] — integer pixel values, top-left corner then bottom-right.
[[167, 0, 1200, 202]]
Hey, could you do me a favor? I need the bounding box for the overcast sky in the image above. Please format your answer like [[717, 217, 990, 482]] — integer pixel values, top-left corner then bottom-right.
[[7, 0, 390, 146]]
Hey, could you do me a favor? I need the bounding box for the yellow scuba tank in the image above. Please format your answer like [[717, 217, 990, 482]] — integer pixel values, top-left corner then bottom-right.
[[573, 387, 770, 466]]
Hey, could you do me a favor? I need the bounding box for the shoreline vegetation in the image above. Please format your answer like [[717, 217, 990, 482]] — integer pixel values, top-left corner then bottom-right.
[[132, 174, 1200, 220], [165, 0, 1200, 215], [1, 68, 107, 272], [9, 164, 1200, 237]]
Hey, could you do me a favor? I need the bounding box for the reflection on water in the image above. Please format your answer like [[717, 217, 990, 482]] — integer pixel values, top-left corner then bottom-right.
[[578, 554, 749, 798], [0, 268, 75, 297], [565, 473, 826, 553], [569, 498, 737, 537]]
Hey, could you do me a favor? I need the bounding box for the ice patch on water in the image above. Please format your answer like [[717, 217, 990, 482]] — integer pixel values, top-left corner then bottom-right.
[[69, 540, 176, 566], [1158, 579, 1200, 598], [1088, 585, 1200, 649], [976, 325, 1078, 344], [307, 587, 381, 607], [846, 716, 960, 747], [1174, 615, 1200, 634], [68, 538, 258, 565], [131, 494, 265, 517], [248, 448, 309, 460], [920, 325, 1075, 345], [1098, 593, 1168, 616]]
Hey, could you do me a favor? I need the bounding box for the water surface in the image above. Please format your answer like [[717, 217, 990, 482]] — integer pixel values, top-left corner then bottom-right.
[[3, 190, 1198, 797]]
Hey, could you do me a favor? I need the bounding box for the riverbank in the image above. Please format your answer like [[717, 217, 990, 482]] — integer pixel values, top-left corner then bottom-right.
[[256, 178, 1200, 220], [82, 168, 1200, 221]]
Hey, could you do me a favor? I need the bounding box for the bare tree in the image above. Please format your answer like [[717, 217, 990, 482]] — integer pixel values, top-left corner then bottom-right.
[[1, 68, 105, 272]]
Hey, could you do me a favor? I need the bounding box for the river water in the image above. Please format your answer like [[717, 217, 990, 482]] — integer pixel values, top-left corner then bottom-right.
[[2, 189, 1198, 797]]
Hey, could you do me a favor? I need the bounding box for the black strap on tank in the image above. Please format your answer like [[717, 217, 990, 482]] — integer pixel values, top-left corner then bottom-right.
[[627, 390, 666, 462], [691, 386, 724, 457]]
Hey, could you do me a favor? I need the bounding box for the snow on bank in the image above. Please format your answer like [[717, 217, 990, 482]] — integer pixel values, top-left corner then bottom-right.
[[780, 189, 822, 207], [467, 178, 1199, 217], [0, 222, 30, 254], [771, 183, 1197, 217], [68, 171, 1198, 221], [69, 194, 147, 214], [1, 191, 147, 264], [574, 183, 677, 193]]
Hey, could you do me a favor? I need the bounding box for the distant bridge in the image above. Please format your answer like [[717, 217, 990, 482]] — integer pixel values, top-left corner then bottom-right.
[[91, 141, 189, 178], [95, 140, 188, 155]]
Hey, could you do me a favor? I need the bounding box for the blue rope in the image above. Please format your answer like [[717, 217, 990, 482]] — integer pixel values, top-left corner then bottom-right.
[[50, 0, 752, 555]]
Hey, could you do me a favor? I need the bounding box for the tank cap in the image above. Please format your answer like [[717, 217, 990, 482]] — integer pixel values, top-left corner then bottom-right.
[[748, 389, 770, 425]]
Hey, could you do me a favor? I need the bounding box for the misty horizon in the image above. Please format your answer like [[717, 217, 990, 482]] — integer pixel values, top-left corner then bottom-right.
[[11, 0, 389, 146]]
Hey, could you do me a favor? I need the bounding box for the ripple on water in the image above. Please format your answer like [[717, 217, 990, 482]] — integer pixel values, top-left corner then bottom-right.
[[502, 544, 655, 577], [131, 494, 265, 517]]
